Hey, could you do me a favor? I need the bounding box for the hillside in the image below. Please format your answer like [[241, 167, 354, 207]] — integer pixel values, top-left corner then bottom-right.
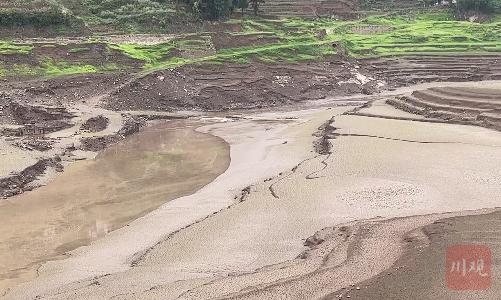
[[250, 0, 359, 18], [0, 0, 196, 36]]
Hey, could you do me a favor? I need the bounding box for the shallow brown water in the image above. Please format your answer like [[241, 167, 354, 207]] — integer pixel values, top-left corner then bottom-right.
[[0, 121, 230, 295]]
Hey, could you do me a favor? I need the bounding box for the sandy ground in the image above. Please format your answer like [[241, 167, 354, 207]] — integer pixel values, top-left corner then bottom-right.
[[5, 93, 501, 299], [0, 139, 41, 177]]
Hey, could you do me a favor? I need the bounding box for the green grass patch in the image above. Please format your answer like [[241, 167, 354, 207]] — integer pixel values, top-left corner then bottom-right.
[[235, 13, 501, 58], [11, 64, 38, 76], [0, 59, 119, 78], [109, 36, 211, 69], [40, 58, 98, 76], [0, 64, 5, 77], [212, 41, 335, 64], [0, 42, 33, 55], [109, 43, 175, 64], [4, 11, 501, 78], [68, 47, 90, 53]]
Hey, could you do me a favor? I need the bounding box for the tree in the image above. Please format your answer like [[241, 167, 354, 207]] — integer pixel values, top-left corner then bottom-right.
[[249, 0, 264, 16], [183, 0, 234, 20], [233, 0, 249, 18], [454, 0, 501, 17]]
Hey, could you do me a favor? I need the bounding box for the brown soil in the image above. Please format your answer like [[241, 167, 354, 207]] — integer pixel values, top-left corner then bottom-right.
[[210, 32, 280, 50], [253, 0, 359, 19], [9, 101, 73, 124], [2, 72, 131, 107], [0, 101, 75, 136], [104, 60, 378, 111], [364, 54, 501, 87], [0, 25, 87, 39], [79, 117, 145, 151], [80, 115, 109, 132], [0, 157, 62, 198]]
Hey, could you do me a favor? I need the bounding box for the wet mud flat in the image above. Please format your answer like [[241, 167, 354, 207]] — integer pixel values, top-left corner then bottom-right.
[[0, 120, 230, 296], [4, 81, 501, 300], [6, 98, 501, 300]]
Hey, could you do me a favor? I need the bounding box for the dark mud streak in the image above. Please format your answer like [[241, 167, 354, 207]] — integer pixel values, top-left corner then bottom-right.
[[31, 273, 112, 300], [346, 111, 451, 124], [0, 157, 63, 198], [305, 154, 331, 180], [333, 133, 457, 144], [268, 115, 342, 197], [268, 155, 321, 199], [176, 227, 353, 300], [79, 117, 145, 152], [305, 116, 341, 180], [335, 133, 501, 148]]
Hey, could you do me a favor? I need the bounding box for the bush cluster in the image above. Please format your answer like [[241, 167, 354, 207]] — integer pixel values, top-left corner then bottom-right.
[[0, 0, 70, 27]]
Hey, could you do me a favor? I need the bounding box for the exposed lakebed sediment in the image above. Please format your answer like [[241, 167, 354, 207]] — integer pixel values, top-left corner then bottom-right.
[[5, 83, 501, 299], [3, 78, 501, 299], [0, 120, 230, 296]]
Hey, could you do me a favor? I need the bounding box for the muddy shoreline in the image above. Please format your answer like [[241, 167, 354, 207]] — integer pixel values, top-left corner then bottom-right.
[[0, 120, 230, 296], [2, 53, 501, 200]]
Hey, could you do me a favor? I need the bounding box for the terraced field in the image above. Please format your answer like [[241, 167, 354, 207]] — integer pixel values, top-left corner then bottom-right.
[[251, 0, 358, 18], [365, 55, 501, 85], [387, 86, 501, 131]]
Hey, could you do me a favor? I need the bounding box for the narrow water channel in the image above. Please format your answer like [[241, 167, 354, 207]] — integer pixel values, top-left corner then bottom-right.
[[0, 120, 230, 295]]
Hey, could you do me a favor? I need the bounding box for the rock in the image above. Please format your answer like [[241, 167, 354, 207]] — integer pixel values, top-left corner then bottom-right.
[[304, 235, 325, 247]]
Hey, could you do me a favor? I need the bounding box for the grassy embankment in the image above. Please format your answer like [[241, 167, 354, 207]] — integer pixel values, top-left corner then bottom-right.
[[1, 10, 501, 78]]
